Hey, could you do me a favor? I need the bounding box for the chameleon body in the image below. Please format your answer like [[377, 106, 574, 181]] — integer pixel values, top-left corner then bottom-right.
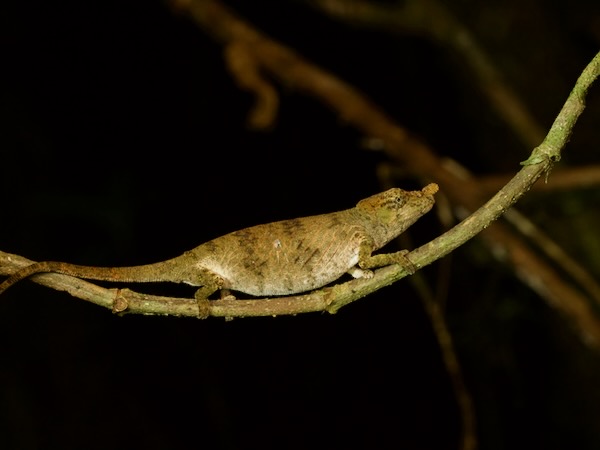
[[0, 184, 438, 299]]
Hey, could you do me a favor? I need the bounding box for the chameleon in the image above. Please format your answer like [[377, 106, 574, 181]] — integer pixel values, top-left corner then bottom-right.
[[0, 183, 438, 300]]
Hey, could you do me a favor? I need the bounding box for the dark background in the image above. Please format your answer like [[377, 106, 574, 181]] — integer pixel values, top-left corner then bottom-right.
[[1, 1, 600, 449]]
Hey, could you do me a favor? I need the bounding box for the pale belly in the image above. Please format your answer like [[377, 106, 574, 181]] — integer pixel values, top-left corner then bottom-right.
[[198, 223, 365, 296]]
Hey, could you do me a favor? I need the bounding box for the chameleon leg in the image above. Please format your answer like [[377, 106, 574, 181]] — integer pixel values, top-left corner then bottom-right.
[[358, 240, 416, 274], [194, 287, 213, 319], [192, 269, 225, 318]]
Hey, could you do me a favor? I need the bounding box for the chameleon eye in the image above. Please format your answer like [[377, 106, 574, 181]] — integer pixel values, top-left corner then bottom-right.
[[394, 197, 406, 208]]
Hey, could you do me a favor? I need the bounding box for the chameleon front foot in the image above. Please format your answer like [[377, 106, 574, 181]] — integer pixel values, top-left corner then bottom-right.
[[391, 250, 417, 274], [359, 249, 417, 274]]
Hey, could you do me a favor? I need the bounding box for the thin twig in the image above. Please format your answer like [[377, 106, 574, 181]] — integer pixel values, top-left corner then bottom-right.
[[379, 165, 476, 450], [503, 209, 600, 306], [477, 165, 600, 194], [307, 0, 546, 148], [420, 291, 477, 450]]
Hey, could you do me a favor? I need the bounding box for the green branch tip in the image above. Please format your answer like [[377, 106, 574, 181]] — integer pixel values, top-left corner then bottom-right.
[[521, 51, 600, 167]]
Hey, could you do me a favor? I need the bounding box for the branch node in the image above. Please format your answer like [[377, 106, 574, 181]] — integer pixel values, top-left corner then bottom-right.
[[112, 289, 129, 314], [520, 142, 561, 167]]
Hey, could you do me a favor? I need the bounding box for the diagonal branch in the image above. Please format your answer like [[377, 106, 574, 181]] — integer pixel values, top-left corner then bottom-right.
[[1, 46, 599, 330]]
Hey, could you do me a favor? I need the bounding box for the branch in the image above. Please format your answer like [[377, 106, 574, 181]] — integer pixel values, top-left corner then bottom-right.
[[2, 42, 599, 322], [0, 250, 429, 318]]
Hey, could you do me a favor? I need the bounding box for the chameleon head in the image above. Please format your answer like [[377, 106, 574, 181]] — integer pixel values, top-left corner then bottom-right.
[[355, 183, 439, 248]]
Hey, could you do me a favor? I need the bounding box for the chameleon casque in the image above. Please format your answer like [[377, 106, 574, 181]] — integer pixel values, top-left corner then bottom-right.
[[0, 184, 438, 300]]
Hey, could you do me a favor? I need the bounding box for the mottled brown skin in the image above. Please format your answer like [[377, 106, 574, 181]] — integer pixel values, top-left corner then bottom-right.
[[0, 184, 438, 299]]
